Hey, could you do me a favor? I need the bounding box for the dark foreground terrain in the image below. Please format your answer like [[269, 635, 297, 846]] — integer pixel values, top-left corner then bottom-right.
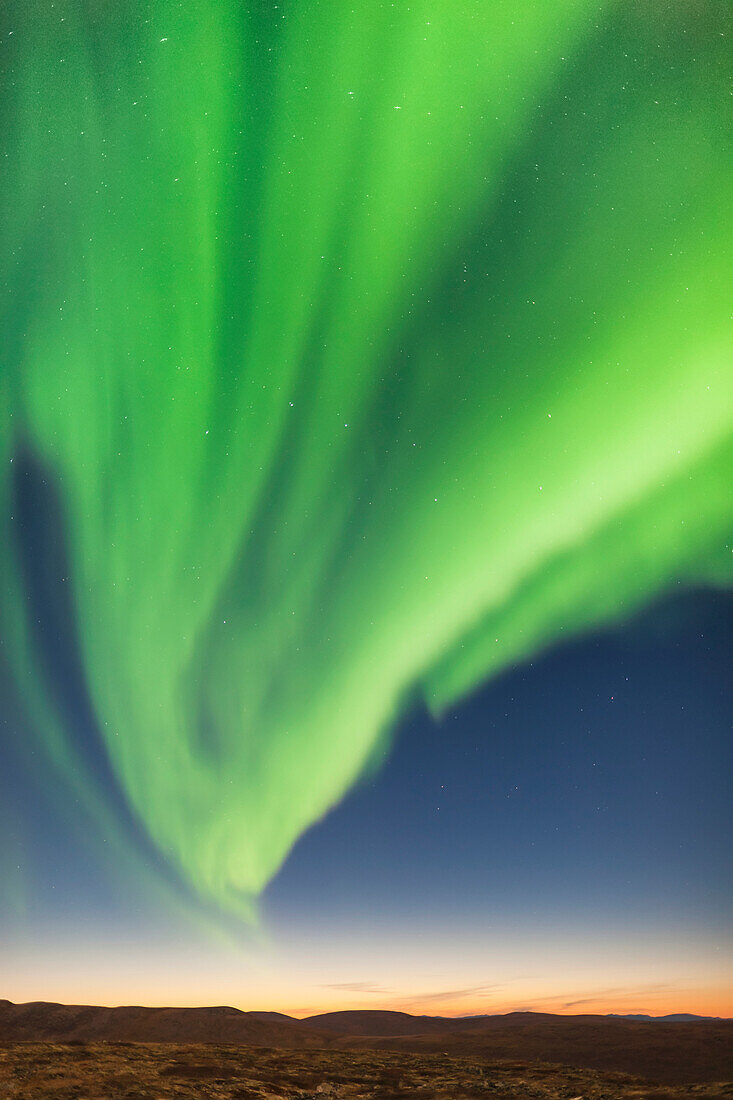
[[1, 1042, 732, 1100], [1, 1002, 730, 1098], [2, 1002, 732, 1085]]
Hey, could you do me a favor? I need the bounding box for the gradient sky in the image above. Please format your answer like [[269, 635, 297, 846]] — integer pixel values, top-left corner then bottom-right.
[[1, 0, 731, 1016], [2, 592, 730, 1017]]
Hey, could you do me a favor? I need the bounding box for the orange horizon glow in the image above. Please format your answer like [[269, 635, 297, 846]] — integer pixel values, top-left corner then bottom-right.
[[5, 921, 731, 1023], [3, 984, 731, 1021]]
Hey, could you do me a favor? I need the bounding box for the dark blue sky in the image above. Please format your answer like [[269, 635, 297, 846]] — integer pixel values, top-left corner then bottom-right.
[[265, 590, 731, 932]]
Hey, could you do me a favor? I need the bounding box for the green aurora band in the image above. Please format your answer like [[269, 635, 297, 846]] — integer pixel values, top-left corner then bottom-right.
[[1, 1, 731, 916]]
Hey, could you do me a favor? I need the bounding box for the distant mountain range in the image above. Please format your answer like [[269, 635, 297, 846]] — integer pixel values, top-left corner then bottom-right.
[[609, 1012, 725, 1022], [1, 1000, 731, 1084]]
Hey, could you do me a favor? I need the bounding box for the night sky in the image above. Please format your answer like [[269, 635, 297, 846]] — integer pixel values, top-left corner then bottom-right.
[[1, 1, 731, 1016], [2, 588, 730, 1015]]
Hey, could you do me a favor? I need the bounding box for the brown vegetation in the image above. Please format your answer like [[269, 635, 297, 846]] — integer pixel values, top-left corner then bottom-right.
[[318, 1012, 733, 1085], [0, 1042, 731, 1100], [1, 1001, 731, 1096]]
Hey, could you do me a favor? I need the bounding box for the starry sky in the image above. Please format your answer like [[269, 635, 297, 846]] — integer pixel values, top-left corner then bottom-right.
[[1, 1, 731, 1015]]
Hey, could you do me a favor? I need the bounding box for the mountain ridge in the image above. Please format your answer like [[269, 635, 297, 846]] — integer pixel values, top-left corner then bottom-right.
[[1, 999, 731, 1083]]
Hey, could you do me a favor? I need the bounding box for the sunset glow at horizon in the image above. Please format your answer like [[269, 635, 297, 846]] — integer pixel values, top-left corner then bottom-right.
[[4, 924, 732, 1021]]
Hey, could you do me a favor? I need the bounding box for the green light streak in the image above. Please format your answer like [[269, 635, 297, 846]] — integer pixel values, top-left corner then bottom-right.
[[1, 1, 730, 914]]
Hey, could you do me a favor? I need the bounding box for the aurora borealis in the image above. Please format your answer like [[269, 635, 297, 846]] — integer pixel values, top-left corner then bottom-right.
[[0, 0, 731, 1008]]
